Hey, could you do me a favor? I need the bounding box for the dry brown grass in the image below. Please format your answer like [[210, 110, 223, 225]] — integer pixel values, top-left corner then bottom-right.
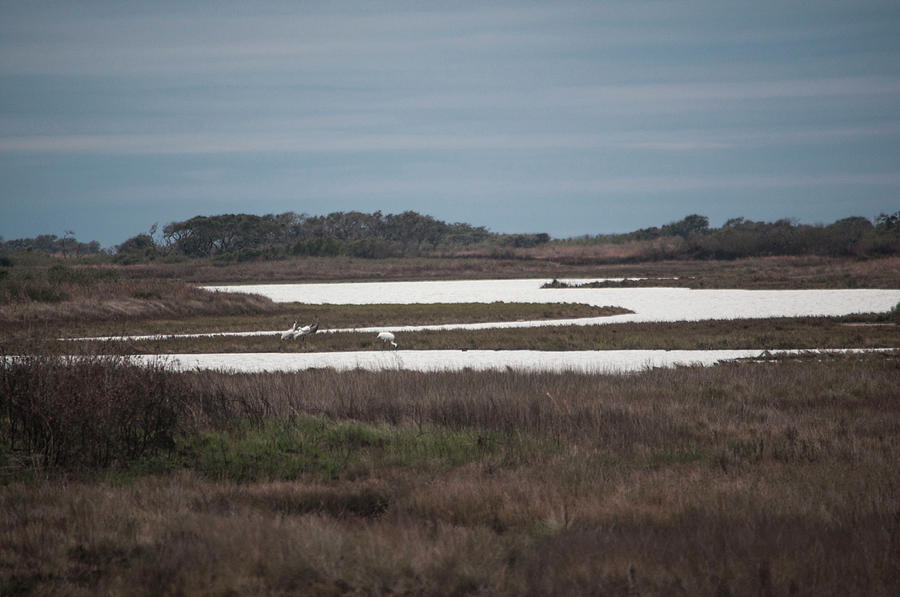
[[0, 277, 276, 327], [175, 254, 900, 288], [454, 236, 686, 264], [1, 354, 194, 469], [2, 255, 896, 336], [2, 251, 898, 595], [2, 355, 898, 595], [75, 315, 900, 355], [51, 302, 627, 340], [29, 254, 898, 287]]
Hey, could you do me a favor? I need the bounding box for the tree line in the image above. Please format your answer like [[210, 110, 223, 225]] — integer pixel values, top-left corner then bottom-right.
[[567, 213, 900, 259], [116, 211, 549, 262], [2, 210, 899, 263], [0, 233, 102, 258]]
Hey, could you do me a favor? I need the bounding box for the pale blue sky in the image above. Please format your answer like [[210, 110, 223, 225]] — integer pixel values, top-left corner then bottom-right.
[[2, 0, 899, 247]]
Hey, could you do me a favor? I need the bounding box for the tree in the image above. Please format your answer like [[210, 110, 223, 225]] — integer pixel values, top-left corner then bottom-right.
[[116, 234, 157, 254], [875, 211, 900, 231], [826, 217, 874, 257], [662, 214, 710, 238]]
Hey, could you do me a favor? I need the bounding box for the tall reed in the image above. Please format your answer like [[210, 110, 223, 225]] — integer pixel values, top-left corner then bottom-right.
[[0, 354, 192, 468], [1, 353, 896, 595]]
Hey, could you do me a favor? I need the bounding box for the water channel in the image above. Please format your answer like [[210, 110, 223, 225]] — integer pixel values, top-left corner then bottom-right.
[[113, 279, 900, 373]]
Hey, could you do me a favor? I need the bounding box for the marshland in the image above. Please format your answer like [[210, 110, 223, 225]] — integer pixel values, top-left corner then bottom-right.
[[6, 0, 900, 590], [1, 230, 899, 595]]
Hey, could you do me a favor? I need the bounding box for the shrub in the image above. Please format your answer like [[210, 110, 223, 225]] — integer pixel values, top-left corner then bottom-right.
[[24, 284, 69, 302], [46, 264, 120, 285], [0, 354, 192, 469]]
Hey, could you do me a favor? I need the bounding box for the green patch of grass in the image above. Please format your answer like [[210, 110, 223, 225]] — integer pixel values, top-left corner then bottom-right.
[[380, 427, 537, 471], [181, 416, 529, 482], [186, 418, 348, 482]]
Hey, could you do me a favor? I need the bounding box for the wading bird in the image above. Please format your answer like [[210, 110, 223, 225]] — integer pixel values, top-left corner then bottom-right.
[[281, 321, 298, 341], [294, 318, 319, 340], [377, 331, 398, 349]]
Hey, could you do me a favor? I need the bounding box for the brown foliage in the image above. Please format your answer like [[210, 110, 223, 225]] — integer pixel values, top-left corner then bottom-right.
[[0, 276, 277, 329], [1, 353, 897, 595], [50, 254, 900, 287], [0, 354, 191, 468]]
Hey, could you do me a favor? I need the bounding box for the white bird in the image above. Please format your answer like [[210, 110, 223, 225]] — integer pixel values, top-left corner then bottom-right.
[[376, 331, 398, 349], [294, 318, 319, 340], [281, 321, 298, 341]]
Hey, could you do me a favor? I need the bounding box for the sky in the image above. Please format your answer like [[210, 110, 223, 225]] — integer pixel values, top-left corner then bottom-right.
[[1, 0, 899, 248]]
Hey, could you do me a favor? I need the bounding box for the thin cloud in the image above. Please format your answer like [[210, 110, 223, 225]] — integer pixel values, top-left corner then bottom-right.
[[1, 0, 898, 246], [4, 121, 899, 155]]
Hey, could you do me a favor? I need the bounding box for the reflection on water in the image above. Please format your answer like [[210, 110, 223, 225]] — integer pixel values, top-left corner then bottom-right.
[[71, 280, 900, 342], [203, 279, 900, 326], [130, 349, 888, 375]]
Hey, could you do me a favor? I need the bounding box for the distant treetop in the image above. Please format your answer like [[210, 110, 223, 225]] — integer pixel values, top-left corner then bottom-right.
[[2, 210, 898, 262]]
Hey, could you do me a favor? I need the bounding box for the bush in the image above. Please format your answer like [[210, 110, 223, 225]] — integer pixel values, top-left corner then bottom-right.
[[47, 264, 119, 285], [0, 265, 123, 304], [0, 354, 192, 469], [24, 285, 69, 302], [345, 239, 402, 258]]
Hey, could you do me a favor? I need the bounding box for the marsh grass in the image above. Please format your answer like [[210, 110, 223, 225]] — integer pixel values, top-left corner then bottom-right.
[[2, 253, 897, 313], [0, 353, 193, 470], [0, 272, 277, 331], [2, 256, 898, 595], [2, 250, 899, 597], [1, 353, 898, 594], [183, 417, 532, 483], [48, 301, 628, 341], [72, 315, 900, 355], [127, 254, 900, 288]]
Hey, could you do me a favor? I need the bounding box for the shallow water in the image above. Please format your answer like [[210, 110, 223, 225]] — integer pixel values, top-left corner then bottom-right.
[[71, 280, 900, 342], [130, 349, 886, 374], [200, 279, 900, 332]]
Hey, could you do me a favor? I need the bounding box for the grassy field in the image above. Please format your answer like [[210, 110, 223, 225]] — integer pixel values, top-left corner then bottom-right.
[[1, 256, 898, 595], [134, 253, 900, 287], [1, 302, 630, 353], [67, 302, 629, 337], [1, 353, 898, 595], [2, 254, 897, 331], [4, 253, 900, 287], [54, 315, 900, 355]]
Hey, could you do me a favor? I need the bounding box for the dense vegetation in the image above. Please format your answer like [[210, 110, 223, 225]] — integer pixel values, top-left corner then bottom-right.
[[1, 253, 897, 595], [82, 314, 900, 356], [0, 233, 101, 258], [3, 211, 543, 261], [561, 212, 900, 259], [158, 211, 515, 260], [2, 256, 898, 341], [3, 210, 899, 263], [1, 353, 897, 595]]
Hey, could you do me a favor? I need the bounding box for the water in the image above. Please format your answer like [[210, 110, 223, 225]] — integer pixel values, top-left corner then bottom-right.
[[71, 279, 900, 342], [129, 349, 889, 374], [203, 279, 900, 330], [68, 280, 898, 372]]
